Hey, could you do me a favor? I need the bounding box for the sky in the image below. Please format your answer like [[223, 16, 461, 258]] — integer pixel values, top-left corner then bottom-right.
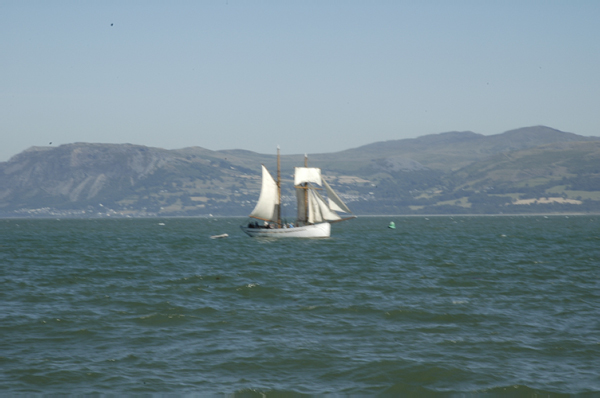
[[2, 1, 600, 162]]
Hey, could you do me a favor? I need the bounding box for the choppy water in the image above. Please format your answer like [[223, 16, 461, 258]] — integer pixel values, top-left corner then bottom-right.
[[1, 216, 599, 396]]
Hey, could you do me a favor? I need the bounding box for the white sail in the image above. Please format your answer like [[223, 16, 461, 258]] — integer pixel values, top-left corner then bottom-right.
[[307, 189, 320, 224], [315, 190, 342, 222], [323, 178, 352, 214], [294, 167, 322, 186], [249, 165, 279, 222], [307, 189, 342, 224]]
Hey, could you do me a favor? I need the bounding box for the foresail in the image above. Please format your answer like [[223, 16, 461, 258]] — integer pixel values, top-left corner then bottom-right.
[[294, 167, 322, 186], [249, 165, 279, 222], [322, 178, 352, 214]]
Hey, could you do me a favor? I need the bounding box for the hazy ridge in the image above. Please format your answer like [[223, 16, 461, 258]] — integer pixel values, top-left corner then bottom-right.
[[1, 126, 599, 217]]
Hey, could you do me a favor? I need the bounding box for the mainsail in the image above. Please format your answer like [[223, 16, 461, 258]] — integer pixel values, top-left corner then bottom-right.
[[249, 165, 279, 222]]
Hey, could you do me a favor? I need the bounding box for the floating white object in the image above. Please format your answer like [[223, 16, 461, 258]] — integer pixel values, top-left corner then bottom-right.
[[210, 233, 229, 239]]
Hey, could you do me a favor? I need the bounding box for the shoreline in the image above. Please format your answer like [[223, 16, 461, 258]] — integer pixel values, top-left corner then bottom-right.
[[2, 212, 599, 220]]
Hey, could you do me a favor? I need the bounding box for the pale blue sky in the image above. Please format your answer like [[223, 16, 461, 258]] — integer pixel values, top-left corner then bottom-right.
[[2, 1, 599, 161]]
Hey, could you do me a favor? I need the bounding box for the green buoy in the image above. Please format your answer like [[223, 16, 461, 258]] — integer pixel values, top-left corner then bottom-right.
[[388, 221, 396, 229]]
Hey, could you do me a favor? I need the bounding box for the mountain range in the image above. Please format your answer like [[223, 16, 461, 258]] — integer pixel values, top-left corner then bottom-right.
[[1, 126, 599, 217]]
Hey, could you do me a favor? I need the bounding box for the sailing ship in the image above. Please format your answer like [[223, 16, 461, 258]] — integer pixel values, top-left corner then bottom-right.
[[241, 147, 355, 238]]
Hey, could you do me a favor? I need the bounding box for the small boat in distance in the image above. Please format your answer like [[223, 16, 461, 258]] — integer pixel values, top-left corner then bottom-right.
[[241, 147, 356, 238]]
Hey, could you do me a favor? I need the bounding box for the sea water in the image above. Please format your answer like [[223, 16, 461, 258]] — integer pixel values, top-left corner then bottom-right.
[[1, 216, 599, 395]]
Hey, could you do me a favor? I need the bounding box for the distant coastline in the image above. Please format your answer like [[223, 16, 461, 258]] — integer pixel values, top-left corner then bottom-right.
[[2, 212, 599, 220], [2, 126, 599, 217]]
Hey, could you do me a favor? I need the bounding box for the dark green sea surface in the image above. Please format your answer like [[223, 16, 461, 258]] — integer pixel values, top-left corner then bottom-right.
[[1, 216, 599, 396]]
